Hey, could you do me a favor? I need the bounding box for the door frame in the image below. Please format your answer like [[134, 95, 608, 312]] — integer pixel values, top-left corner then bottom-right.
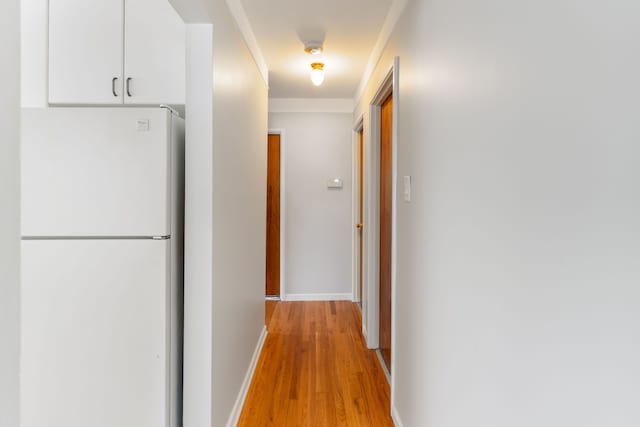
[[351, 115, 365, 307], [361, 58, 399, 383], [267, 129, 286, 300]]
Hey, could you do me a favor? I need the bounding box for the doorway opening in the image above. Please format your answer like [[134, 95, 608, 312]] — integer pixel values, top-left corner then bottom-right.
[[265, 133, 281, 299], [357, 127, 365, 309], [265, 131, 286, 327], [354, 123, 365, 311], [360, 57, 398, 381], [378, 91, 393, 373]]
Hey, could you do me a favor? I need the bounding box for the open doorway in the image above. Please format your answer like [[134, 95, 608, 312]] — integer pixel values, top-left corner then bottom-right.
[[360, 58, 398, 379]]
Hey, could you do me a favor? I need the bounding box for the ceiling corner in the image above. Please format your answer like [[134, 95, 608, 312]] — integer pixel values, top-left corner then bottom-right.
[[354, 0, 408, 105], [224, 0, 269, 86]]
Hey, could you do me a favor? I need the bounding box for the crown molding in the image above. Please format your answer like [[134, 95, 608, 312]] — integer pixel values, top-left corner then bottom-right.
[[269, 98, 355, 113], [353, 0, 408, 105], [225, 0, 269, 86]]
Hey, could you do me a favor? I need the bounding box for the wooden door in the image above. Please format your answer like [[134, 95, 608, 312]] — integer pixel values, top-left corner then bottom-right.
[[379, 94, 393, 371], [357, 129, 364, 305], [266, 134, 281, 297], [49, 0, 124, 104]]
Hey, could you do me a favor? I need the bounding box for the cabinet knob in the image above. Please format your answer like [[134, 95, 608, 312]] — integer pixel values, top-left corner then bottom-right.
[[112, 77, 119, 97], [126, 78, 133, 97]]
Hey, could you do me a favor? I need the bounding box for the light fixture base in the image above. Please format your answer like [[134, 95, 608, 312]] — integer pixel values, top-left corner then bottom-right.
[[304, 41, 324, 55]]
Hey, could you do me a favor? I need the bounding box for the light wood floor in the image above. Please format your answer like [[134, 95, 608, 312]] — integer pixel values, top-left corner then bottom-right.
[[265, 299, 279, 328], [239, 301, 394, 426]]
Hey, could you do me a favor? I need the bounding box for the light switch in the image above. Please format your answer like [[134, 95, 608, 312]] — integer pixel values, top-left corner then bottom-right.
[[403, 176, 411, 202]]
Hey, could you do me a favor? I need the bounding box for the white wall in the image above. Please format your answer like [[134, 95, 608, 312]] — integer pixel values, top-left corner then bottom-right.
[[0, 0, 21, 426], [171, 0, 268, 426], [182, 24, 214, 427], [269, 112, 354, 299], [356, 0, 640, 426], [209, 1, 267, 424], [21, 0, 47, 107]]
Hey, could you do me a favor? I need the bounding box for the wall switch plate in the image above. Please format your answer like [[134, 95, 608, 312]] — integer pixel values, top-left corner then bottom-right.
[[403, 176, 411, 202], [327, 178, 343, 189]]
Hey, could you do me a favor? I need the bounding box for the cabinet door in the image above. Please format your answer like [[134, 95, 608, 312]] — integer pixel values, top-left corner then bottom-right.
[[49, 0, 125, 105], [124, 0, 186, 105]]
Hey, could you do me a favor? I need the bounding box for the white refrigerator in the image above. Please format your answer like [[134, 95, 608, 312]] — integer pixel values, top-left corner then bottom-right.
[[21, 107, 184, 427]]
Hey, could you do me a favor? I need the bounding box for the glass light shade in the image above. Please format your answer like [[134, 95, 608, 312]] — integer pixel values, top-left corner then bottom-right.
[[310, 63, 325, 86]]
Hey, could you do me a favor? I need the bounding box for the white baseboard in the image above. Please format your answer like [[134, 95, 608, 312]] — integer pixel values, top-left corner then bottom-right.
[[391, 404, 404, 427], [225, 326, 268, 427], [376, 349, 391, 385], [283, 293, 353, 301]]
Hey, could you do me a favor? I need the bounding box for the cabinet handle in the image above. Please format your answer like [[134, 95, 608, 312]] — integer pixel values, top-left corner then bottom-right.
[[112, 77, 119, 97], [126, 78, 132, 97]]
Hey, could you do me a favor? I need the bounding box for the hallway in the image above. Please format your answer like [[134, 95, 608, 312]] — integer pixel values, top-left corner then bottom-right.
[[238, 302, 394, 426]]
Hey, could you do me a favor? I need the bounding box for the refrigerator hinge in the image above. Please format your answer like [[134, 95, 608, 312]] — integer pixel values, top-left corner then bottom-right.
[[152, 235, 170, 240], [159, 104, 179, 116]]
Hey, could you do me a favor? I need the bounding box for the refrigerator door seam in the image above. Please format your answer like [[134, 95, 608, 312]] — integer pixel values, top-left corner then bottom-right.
[[22, 235, 171, 240]]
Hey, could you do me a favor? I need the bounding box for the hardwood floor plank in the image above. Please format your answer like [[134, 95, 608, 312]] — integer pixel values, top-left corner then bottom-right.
[[266, 299, 279, 327], [238, 301, 394, 426]]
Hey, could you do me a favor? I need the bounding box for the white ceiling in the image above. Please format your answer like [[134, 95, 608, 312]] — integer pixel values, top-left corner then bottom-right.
[[241, 0, 393, 99]]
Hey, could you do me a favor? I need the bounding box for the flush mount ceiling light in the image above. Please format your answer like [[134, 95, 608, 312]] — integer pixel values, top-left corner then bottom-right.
[[304, 41, 323, 56], [310, 63, 325, 86]]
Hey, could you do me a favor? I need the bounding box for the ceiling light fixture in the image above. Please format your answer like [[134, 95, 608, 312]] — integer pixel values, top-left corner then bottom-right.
[[304, 41, 323, 56], [310, 63, 325, 86]]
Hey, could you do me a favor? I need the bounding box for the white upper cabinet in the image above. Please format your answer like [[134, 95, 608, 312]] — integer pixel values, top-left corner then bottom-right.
[[49, 0, 125, 105], [124, 0, 186, 105], [49, 0, 185, 106]]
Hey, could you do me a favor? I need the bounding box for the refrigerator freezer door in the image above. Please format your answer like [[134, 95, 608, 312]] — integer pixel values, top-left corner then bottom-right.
[[21, 108, 172, 237], [21, 239, 171, 427]]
